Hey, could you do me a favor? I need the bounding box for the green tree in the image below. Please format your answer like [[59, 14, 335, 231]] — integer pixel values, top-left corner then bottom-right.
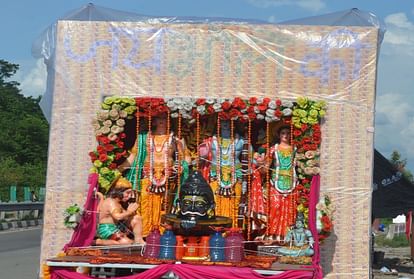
[[389, 150, 414, 183], [0, 59, 49, 199]]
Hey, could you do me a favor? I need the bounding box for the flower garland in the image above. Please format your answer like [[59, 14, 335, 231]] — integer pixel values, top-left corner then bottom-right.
[[90, 96, 326, 206], [316, 195, 335, 241], [89, 97, 136, 193], [290, 97, 326, 225], [165, 97, 293, 123]]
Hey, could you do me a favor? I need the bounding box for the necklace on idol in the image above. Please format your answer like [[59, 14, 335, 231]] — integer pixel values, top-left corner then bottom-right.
[[149, 133, 170, 192]]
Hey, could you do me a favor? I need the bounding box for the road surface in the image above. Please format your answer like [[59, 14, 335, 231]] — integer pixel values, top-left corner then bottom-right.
[[0, 227, 42, 279]]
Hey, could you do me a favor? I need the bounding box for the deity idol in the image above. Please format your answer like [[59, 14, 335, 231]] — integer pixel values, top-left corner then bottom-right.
[[278, 213, 314, 257], [177, 171, 215, 229], [161, 171, 232, 234], [119, 114, 190, 236], [254, 125, 298, 241], [199, 120, 245, 227]]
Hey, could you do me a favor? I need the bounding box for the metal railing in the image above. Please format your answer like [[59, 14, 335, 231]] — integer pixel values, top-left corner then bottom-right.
[[0, 202, 44, 212]]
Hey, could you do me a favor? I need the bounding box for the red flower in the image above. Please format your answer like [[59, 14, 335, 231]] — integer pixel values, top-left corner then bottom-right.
[[136, 98, 150, 109], [151, 98, 161, 107], [115, 152, 123, 160], [303, 144, 312, 151], [207, 105, 215, 114], [293, 129, 302, 137], [99, 153, 108, 162], [229, 109, 241, 119], [257, 103, 267, 112], [97, 136, 110, 145], [313, 131, 321, 139], [301, 123, 308, 132], [117, 141, 125, 149], [274, 109, 282, 118], [196, 98, 206, 105], [313, 138, 321, 145], [313, 124, 321, 131], [248, 112, 256, 120], [247, 106, 255, 113], [221, 101, 231, 111], [310, 144, 318, 150], [276, 99, 282, 106], [104, 144, 114, 152], [249, 97, 257, 105], [302, 178, 310, 185], [218, 111, 230, 120], [262, 97, 270, 105], [232, 97, 246, 109], [89, 152, 97, 162], [296, 184, 304, 191], [321, 215, 333, 232], [119, 133, 126, 139], [109, 163, 117, 170], [97, 145, 105, 154], [302, 136, 312, 143]]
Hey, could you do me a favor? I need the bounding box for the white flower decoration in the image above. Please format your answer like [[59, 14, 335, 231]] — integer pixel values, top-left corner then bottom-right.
[[266, 109, 275, 117], [103, 120, 112, 127], [213, 103, 222, 112], [282, 100, 294, 108], [109, 109, 119, 120], [116, 119, 125, 127], [108, 133, 118, 141], [101, 127, 110, 135], [268, 101, 277, 109], [206, 98, 215, 104], [282, 108, 292, 116], [197, 105, 206, 114], [97, 111, 109, 121], [119, 110, 128, 118]]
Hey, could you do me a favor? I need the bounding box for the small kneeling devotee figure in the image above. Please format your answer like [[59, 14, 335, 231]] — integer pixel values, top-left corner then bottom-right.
[[278, 213, 314, 257], [96, 177, 145, 245]]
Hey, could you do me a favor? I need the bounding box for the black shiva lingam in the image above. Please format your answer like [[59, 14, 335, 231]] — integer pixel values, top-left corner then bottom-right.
[[162, 171, 232, 236]]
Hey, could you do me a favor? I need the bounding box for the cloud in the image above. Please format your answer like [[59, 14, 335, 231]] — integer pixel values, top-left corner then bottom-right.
[[246, 0, 325, 12], [375, 92, 414, 172], [375, 12, 414, 172], [18, 59, 47, 97], [383, 13, 414, 56]]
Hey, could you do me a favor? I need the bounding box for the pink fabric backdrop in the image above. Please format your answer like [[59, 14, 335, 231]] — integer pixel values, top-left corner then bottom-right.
[[309, 175, 322, 278], [64, 173, 99, 251], [51, 264, 314, 279]]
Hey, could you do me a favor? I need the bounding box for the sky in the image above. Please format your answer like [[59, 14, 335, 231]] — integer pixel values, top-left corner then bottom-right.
[[1, 0, 413, 172]]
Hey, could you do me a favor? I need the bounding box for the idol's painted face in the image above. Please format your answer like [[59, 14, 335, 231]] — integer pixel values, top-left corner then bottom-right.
[[180, 195, 209, 217], [296, 220, 304, 229], [122, 189, 135, 202], [153, 117, 167, 132], [221, 120, 230, 131], [279, 128, 290, 144]]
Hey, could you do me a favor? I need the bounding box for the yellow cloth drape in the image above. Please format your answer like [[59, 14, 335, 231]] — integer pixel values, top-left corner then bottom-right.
[[210, 180, 242, 227], [139, 178, 164, 236]]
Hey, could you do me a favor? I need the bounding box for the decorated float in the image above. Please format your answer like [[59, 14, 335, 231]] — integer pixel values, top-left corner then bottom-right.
[[35, 4, 384, 279]]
